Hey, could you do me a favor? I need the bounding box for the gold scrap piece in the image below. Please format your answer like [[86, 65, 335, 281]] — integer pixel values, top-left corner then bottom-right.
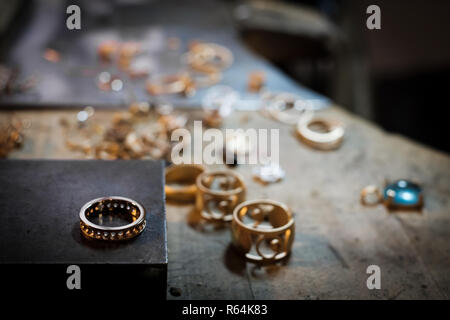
[[146, 73, 195, 96], [97, 41, 119, 62], [43, 48, 61, 63], [0, 119, 27, 158], [248, 71, 265, 92]]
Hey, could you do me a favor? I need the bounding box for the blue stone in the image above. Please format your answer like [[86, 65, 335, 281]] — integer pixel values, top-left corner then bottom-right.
[[383, 180, 423, 208]]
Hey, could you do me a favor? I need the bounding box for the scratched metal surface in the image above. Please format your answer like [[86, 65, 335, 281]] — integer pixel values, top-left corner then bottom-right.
[[0, 0, 330, 110]]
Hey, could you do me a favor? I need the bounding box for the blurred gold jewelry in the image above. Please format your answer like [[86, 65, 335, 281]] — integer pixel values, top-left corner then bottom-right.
[[248, 71, 265, 92], [264, 92, 307, 125], [231, 199, 295, 263], [360, 185, 382, 206], [146, 73, 195, 96], [97, 40, 119, 62], [165, 164, 206, 202], [192, 72, 222, 88], [196, 170, 246, 222], [79, 196, 146, 241], [296, 116, 344, 150], [203, 109, 224, 128], [0, 118, 26, 158], [187, 42, 233, 74], [361, 180, 423, 210]]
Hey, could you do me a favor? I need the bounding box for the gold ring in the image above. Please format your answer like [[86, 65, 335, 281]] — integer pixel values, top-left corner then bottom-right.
[[231, 199, 295, 263], [79, 196, 146, 241], [360, 185, 382, 206], [296, 117, 344, 150], [165, 164, 206, 202], [195, 170, 246, 222]]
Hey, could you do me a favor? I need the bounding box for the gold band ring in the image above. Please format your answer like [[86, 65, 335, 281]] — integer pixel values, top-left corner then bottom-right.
[[196, 170, 246, 222], [296, 117, 344, 150], [165, 164, 206, 202], [231, 199, 295, 263], [79, 196, 146, 241]]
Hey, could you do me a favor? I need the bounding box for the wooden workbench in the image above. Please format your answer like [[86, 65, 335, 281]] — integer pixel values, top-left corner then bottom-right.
[[1, 106, 449, 299]]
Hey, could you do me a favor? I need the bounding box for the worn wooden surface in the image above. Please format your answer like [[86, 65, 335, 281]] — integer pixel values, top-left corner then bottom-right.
[[1, 107, 449, 299]]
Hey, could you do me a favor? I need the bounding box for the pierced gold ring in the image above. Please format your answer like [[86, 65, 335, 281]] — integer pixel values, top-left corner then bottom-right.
[[165, 164, 206, 202], [231, 199, 295, 263], [195, 170, 246, 222]]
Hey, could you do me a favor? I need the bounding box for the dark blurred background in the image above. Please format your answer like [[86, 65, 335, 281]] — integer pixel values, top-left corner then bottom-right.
[[1, 0, 449, 153], [233, 0, 450, 153]]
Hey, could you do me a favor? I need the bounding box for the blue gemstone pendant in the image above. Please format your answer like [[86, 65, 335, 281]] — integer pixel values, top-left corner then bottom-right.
[[383, 180, 423, 209]]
